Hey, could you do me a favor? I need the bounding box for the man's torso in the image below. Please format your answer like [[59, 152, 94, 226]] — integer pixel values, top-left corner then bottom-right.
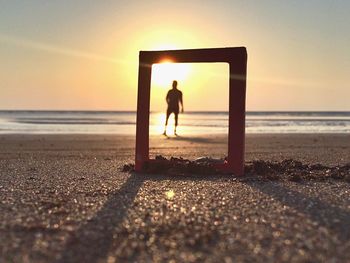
[[167, 89, 182, 109]]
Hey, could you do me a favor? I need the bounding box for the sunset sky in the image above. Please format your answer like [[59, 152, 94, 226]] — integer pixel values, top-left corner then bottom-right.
[[0, 0, 349, 111]]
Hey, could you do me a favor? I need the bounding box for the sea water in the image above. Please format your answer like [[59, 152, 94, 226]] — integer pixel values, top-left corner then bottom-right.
[[0, 111, 349, 134]]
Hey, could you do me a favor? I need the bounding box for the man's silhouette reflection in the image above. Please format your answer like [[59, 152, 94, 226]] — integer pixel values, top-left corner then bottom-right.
[[163, 80, 184, 136]]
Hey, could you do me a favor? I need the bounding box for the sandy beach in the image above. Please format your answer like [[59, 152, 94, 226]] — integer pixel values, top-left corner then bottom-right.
[[0, 133, 349, 262]]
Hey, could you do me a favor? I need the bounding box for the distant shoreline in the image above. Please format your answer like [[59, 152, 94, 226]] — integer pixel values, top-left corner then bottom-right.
[[1, 111, 349, 134], [1, 110, 350, 114]]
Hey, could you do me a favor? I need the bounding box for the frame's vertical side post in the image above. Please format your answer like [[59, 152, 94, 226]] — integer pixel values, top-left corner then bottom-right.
[[135, 54, 152, 172], [228, 49, 247, 176]]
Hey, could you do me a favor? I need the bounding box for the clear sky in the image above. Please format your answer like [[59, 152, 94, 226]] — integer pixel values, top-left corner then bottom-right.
[[0, 0, 349, 111]]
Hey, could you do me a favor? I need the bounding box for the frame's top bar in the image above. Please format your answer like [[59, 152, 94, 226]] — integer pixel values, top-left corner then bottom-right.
[[139, 46, 247, 64]]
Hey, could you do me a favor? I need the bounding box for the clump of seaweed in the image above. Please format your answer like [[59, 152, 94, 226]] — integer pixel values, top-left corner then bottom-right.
[[121, 156, 350, 182]]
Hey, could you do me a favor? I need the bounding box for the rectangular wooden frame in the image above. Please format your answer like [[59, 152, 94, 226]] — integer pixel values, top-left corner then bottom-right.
[[135, 47, 247, 176]]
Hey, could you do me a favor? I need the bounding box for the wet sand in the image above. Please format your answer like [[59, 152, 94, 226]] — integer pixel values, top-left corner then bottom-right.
[[0, 134, 349, 262]]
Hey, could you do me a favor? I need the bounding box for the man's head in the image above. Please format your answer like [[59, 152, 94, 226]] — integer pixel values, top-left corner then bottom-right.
[[172, 80, 178, 89]]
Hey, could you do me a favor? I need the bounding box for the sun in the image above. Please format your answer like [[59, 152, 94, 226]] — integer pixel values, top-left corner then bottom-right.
[[151, 60, 191, 87]]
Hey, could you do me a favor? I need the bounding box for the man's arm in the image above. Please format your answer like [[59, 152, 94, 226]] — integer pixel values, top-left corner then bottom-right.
[[166, 91, 170, 104]]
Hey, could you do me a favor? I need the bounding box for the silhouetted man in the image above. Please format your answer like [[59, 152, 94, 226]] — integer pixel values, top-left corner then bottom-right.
[[163, 80, 184, 136]]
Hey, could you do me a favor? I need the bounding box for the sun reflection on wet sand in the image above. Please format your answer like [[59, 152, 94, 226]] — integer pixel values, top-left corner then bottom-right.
[[150, 112, 178, 136], [150, 112, 165, 135]]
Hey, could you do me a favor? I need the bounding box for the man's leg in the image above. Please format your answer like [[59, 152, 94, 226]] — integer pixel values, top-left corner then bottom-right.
[[163, 109, 171, 135], [174, 112, 178, 135]]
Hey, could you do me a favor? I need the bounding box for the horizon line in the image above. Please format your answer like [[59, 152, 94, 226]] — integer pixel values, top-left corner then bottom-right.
[[1, 109, 350, 113]]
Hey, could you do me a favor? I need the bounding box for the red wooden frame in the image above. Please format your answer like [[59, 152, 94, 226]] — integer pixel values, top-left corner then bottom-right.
[[135, 47, 247, 176]]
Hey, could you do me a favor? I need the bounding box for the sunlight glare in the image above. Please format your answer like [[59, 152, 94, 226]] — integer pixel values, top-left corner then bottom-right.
[[152, 61, 191, 87]]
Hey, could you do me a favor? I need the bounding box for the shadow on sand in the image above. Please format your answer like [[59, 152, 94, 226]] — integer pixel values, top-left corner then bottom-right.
[[57, 172, 234, 262], [244, 180, 350, 242], [57, 173, 144, 263], [58, 173, 350, 262]]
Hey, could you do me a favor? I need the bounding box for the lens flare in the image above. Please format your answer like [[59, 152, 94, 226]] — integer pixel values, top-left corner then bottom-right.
[[165, 190, 175, 199], [0, 33, 125, 64]]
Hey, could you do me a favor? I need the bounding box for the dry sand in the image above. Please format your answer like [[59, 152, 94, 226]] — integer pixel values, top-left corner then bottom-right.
[[0, 133, 349, 262]]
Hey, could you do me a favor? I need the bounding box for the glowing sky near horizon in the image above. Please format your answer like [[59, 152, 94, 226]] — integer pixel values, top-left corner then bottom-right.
[[0, 0, 349, 111]]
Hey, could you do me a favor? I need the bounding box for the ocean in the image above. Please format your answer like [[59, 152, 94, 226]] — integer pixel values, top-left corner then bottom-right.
[[0, 111, 349, 134]]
